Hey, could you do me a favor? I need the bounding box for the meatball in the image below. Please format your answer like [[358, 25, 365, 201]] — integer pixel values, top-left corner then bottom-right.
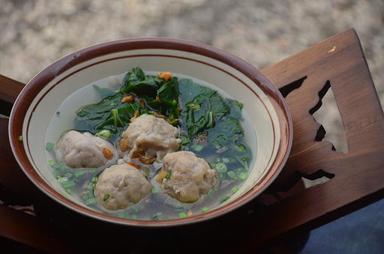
[[56, 130, 116, 168], [94, 164, 152, 210], [156, 151, 218, 203], [119, 114, 180, 164]]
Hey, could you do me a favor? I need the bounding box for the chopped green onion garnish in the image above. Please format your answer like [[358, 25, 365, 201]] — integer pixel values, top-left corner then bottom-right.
[[222, 158, 230, 163], [95, 129, 112, 139], [174, 206, 186, 212], [239, 171, 248, 181], [178, 212, 188, 218], [206, 111, 214, 128], [74, 170, 87, 178], [103, 193, 110, 202], [111, 108, 124, 126], [220, 196, 230, 203], [84, 198, 97, 206], [187, 102, 201, 110], [181, 135, 190, 145], [191, 143, 204, 152], [117, 212, 130, 218], [201, 207, 209, 213], [152, 212, 163, 220], [227, 171, 237, 180], [45, 142, 54, 151], [235, 144, 247, 152], [215, 162, 227, 173], [165, 170, 172, 179], [231, 186, 240, 194], [236, 156, 249, 169], [61, 181, 75, 189], [48, 160, 56, 166]]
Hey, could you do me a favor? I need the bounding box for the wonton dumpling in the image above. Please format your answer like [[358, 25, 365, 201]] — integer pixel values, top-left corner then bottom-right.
[[156, 151, 218, 203], [56, 130, 116, 168], [119, 114, 180, 164], [94, 164, 152, 210]]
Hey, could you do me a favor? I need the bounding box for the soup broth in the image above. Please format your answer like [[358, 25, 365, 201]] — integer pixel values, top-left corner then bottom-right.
[[45, 68, 255, 220]]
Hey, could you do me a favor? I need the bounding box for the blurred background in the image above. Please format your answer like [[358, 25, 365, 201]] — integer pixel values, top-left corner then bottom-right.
[[0, 0, 383, 95], [0, 0, 383, 252], [1, 0, 383, 151]]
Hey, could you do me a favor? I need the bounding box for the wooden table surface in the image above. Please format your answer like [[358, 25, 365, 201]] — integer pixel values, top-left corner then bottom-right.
[[0, 29, 383, 253]]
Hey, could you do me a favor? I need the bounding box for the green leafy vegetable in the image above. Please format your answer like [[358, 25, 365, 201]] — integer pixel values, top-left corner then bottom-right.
[[227, 171, 237, 180], [152, 212, 163, 220], [93, 84, 116, 98], [103, 194, 111, 202], [75, 67, 181, 138], [74, 170, 88, 178], [95, 129, 112, 139], [152, 187, 160, 193], [120, 67, 160, 95], [179, 78, 252, 182], [201, 207, 209, 213], [238, 171, 248, 181], [220, 196, 230, 203], [184, 90, 229, 137], [178, 212, 188, 218], [191, 143, 204, 152], [45, 142, 54, 151], [215, 162, 227, 173], [165, 170, 172, 180], [231, 186, 240, 194]]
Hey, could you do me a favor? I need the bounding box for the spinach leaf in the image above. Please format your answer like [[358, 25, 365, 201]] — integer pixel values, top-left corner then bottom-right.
[[75, 67, 181, 138], [156, 77, 180, 122], [179, 78, 252, 181], [226, 98, 243, 119], [120, 67, 161, 96], [183, 90, 229, 136], [92, 84, 116, 98], [77, 93, 122, 117]]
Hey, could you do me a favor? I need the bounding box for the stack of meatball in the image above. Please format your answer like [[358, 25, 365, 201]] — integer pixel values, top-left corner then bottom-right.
[[56, 114, 218, 210]]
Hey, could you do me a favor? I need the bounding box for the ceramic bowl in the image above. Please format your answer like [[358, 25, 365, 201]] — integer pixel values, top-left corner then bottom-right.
[[9, 38, 292, 226]]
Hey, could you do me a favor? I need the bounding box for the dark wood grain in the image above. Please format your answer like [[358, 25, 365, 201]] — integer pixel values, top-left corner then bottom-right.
[[0, 75, 24, 104], [250, 28, 384, 249], [0, 29, 383, 253]]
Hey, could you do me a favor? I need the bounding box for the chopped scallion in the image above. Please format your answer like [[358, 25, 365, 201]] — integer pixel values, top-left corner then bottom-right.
[[103, 193, 110, 202], [95, 129, 112, 139], [215, 162, 227, 173], [201, 207, 209, 213], [231, 186, 240, 194], [220, 196, 230, 203], [48, 160, 56, 166], [239, 171, 248, 181], [191, 143, 204, 152], [45, 142, 54, 151], [178, 212, 188, 218], [227, 171, 237, 180]]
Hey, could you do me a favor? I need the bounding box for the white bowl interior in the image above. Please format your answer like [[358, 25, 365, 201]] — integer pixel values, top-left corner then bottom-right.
[[22, 48, 281, 210]]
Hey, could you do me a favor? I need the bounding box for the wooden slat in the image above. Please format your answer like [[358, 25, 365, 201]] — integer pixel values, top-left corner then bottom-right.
[[0, 75, 24, 104], [247, 28, 384, 249], [0, 118, 38, 201], [0, 204, 73, 253]]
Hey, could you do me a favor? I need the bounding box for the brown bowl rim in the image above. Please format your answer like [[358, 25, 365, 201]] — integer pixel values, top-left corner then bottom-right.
[[9, 37, 292, 227]]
